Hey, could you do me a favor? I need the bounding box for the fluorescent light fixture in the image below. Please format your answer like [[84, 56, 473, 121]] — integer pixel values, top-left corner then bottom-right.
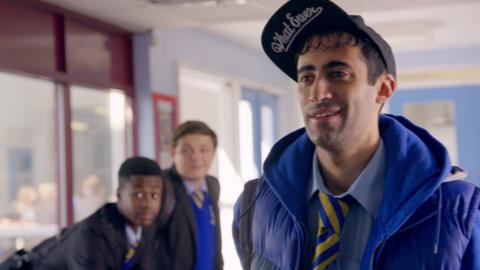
[[71, 121, 89, 132], [94, 106, 108, 116], [149, 0, 247, 7]]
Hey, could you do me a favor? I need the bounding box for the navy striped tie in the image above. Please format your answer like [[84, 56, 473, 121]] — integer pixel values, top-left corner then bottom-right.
[[312, 193, 352, 270]]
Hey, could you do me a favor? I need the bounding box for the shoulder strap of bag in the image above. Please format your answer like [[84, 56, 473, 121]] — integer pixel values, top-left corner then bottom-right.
[[239, 178, 259, 270]]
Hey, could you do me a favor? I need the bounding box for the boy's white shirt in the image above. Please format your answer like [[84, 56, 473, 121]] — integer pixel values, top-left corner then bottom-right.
[[125, 225, 142, 246], [182, 178, 208, 195]]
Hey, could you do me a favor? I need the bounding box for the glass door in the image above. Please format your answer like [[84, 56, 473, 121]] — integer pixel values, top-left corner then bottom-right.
[[239, 87, 278, 180]]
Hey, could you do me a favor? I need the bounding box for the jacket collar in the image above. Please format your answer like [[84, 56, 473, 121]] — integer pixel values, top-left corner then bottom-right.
[[262, 114, 451, 232]]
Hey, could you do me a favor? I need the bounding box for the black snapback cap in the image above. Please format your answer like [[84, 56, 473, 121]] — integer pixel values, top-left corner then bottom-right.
[[261, 0, 396, 81]]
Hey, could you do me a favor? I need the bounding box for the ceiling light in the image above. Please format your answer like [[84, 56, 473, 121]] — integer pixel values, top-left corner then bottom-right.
[[149, 0, 246, 7], [71, 121, 89, 132]]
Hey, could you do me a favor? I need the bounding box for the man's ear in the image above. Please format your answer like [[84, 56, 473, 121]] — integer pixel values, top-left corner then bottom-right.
[[376, 73, 397, 105], [116, 187, 121, 202]]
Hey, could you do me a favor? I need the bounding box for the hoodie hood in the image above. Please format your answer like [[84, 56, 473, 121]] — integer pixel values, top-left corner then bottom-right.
[[262, 114, 451, 231]]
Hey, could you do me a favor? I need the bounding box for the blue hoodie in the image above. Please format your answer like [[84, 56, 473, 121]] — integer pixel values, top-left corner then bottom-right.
[[233, 114, 480, 270]]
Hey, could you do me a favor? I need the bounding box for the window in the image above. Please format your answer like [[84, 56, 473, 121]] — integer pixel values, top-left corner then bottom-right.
[[70, 86, 133, 221], [0, 0, 135, 260], [389, 85, 480, 184], [0, 72, 58, 260], [404, 101, 458, 164], [239, 100, 257, 179]]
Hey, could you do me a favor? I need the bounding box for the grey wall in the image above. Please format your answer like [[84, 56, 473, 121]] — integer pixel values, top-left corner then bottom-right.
[[149, 27, 292, 95], [133, 32, 156, 159]]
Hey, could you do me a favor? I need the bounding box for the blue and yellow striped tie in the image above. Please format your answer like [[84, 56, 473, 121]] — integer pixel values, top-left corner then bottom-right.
[[122, 241, 138, 270], [192, 189, 205, 209], [312, 193, 352, 270]]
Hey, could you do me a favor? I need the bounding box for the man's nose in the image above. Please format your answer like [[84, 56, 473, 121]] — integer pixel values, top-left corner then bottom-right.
[[189, 151, 201, 161], [308, 78, 332, 103], [141, 195, 154, 209]]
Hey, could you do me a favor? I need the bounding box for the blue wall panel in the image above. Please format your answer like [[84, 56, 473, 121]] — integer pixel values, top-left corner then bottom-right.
[[390, 85, 480, 184]]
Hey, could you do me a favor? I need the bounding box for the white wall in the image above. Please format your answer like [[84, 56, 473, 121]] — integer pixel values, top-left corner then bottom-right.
[[135, 27, 302, 159], [395, 46, 480, 70], [149, 27, 293, 95]]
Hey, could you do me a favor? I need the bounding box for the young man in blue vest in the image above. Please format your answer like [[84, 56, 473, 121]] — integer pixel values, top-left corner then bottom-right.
[[1, 156, 165, 270], [233, 1, 480, 269], [162, 120, 223, 270]]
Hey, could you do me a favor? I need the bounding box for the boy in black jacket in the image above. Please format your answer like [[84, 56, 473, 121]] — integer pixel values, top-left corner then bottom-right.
[[1, 156, 166, 270], [162, 121, 223, 270]]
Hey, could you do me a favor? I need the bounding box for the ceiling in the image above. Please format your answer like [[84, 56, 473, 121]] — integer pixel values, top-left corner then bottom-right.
[[41, 0, 480, 53]]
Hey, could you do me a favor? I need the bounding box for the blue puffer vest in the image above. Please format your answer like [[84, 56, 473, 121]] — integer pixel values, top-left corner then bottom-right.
[[234, 114, 480, 270]]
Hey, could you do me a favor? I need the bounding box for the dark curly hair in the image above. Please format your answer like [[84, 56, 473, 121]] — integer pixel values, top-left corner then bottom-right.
[[118, 156, 162, 187], [297, 29, 387, 85]]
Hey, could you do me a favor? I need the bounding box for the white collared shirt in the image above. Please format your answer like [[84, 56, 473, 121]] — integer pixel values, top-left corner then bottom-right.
[[307, 139, 386, 269], [182, 178, 208, 195], [125, 225, 142, 246]]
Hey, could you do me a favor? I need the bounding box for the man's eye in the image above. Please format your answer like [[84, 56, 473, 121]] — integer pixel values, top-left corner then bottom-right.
[[330, 71, 350, 79], [134, 192, 144, 199], [181, 148, 192, 154], [299, 74, 315, 84], [200, 148, 211, 154], [151, 192, 160, 200]]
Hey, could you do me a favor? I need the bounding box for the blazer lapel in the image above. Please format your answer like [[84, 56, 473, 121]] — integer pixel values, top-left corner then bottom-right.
[[206, 176, 220, 203], [170, 168, 198, 241]]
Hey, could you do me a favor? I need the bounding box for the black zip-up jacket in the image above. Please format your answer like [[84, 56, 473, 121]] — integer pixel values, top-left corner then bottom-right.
[[31, 203, 158, 270]]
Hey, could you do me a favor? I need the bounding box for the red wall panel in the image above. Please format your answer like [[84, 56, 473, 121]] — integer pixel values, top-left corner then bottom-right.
[[0, 1, 133, 90], [0, 1, 57, 74], [65, 19, 132, 87], [110, 35, 133, 87]]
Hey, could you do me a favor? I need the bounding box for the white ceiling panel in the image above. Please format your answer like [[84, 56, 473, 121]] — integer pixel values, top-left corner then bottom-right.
[[40, 0, 480, 52]]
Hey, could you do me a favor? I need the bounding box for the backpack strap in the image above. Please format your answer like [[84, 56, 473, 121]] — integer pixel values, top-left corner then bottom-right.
[[0, 249, 32, 270], [239, 178, 260, 270], [444, 166, 468, 182]]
